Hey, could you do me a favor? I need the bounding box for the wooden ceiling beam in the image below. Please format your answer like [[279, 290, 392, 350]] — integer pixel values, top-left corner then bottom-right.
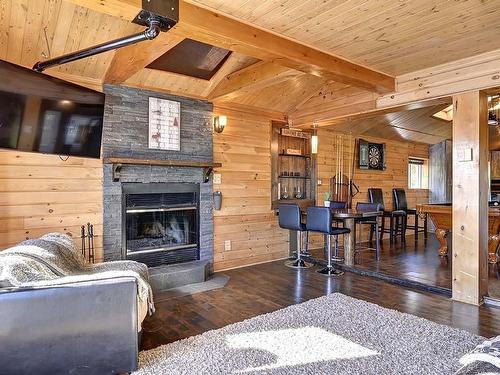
[[175, 2, 394, 94], [214, 102, 287, 123], [208, 62, 299, 102], [63, 0, 141, 20], [378, 49, 500, 109], [104, 33, 185, 84], [201, 52, 256, 97], [64, 0, 395, 94]]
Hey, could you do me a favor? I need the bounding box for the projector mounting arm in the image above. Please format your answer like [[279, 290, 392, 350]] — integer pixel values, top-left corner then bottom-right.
[[32, 1, 179, 73], [33, 18, 163, 73]]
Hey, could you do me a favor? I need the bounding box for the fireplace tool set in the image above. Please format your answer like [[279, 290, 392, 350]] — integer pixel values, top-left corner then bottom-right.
[[81, 223, 95, 263]]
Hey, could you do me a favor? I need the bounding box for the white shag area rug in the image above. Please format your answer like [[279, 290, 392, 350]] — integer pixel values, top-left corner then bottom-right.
[[135, 293, 484, 374]]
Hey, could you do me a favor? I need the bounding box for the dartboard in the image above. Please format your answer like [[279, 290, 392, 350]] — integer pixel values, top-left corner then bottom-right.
[[368, 145, 382, 169]]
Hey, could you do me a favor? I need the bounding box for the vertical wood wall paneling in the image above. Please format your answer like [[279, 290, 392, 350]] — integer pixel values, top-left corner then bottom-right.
[[212, 108, 289, 271], [0, 150, 103, 261], [0, 111, 428, 271], [452, 91, 489, 305]]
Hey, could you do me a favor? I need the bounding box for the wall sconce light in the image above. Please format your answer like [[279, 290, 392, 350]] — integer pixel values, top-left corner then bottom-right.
[[213, 115, 227, 133], [311, 122, 318, 154]]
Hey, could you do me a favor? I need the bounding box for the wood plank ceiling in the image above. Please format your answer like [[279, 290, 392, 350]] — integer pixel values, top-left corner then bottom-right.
[[189, 0, 500, 76], [1, 0, 499, 144], [330, 104, 453, 144]]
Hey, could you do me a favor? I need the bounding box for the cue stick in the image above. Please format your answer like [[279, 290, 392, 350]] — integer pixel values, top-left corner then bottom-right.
[[339, 135, 342, 190], [341, 134, 344, 191], [336, 136, 339, 197], [334, 136, 337, 197], [347, 132, 353, 205], [81, 225, 86, 258]]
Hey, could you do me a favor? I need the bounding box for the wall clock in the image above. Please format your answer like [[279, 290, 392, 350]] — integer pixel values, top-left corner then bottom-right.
[[359, 139, 386, 170]]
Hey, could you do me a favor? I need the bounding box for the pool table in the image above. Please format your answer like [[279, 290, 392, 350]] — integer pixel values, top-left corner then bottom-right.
[[416, 203, 500, 263]]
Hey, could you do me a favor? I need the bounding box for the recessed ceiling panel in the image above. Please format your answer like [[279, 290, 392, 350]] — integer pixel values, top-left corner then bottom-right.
[[146, 38, 232, 80]]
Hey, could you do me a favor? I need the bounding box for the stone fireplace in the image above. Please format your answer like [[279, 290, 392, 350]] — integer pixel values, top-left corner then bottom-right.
[[102, 85, 214, 278]]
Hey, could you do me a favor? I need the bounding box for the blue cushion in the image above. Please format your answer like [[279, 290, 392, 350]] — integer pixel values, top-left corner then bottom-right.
[[278, 204, 306, 231]]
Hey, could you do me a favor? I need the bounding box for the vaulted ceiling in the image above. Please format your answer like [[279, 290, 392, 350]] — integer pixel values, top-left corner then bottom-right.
[[1, 0, 499, 145]]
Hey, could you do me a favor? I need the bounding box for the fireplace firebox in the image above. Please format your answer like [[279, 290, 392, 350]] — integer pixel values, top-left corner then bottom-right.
[[122, 183, 200, 267]]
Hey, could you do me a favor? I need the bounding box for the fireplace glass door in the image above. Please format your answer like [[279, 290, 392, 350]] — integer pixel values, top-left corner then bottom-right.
[[123, 186, 199, 266], [126, 207, 197, 253]]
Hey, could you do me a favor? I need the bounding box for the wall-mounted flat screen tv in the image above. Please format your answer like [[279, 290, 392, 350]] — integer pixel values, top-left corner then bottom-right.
[[0, 60, 104, 159]]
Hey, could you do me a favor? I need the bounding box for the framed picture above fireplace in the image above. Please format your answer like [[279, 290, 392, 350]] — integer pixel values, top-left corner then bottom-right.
[[148, 97, 181, 151]]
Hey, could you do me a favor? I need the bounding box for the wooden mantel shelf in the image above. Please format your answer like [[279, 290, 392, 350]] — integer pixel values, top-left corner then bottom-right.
[[104, 157, 221, 168], [103, 157, 222, 183]]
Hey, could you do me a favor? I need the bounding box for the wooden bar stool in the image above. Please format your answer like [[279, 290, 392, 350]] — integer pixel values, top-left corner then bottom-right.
[[278, 203, 313, 269], [306, 206, 350, 276], [392, 188, 428, 240], [368, 188, 406, 242]]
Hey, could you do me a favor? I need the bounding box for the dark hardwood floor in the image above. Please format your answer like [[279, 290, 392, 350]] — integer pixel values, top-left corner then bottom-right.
[[308, 232, 500, 298], [141, 257, 500, 352], [352, 233, 451, 289]]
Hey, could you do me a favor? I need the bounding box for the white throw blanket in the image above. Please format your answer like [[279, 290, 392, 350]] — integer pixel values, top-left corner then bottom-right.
[[0, 233, 155, 330]]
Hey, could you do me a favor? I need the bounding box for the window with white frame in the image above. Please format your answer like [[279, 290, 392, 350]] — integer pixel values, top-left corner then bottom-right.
[[408, 157, 429, 189]]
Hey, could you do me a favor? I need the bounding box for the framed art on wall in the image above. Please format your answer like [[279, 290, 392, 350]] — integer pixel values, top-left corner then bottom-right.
[[148, 97, 181, 151]]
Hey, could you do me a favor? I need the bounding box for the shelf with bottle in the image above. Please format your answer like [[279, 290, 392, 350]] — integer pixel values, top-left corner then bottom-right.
[[280, 185, 305, 200], [278, 153, 311, 159], [271, 121, 316, 210], [278, 175, 310, 180]]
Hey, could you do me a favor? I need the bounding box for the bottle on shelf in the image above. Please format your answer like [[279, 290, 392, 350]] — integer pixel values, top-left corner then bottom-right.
[[281, 185, 289, 199], [295, 186, 302, 199]]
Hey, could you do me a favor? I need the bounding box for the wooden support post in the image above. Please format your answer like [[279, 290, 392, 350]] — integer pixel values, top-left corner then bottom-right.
[[452, 91, 489, 305]]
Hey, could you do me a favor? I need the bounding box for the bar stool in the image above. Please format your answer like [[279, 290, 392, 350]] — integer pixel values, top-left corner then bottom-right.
[[278, 203, 313, 269], [306, 206, 350, 276], [328, 201, 347, 209], [355, 202, 381, 260], [368, 188, 406, 242], [392, 188, 428, 240], [329, 201, 347, 227]]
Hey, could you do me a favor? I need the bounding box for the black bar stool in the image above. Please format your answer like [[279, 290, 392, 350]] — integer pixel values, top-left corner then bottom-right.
[[306, 206, 350, 276], [392, 188, 428, 240], [278, 203, 313, 269], [368, 188, 406, 242], [355, 202, 381, 260], [328, 201, 347, 227], [328, 201, 347, 209]]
